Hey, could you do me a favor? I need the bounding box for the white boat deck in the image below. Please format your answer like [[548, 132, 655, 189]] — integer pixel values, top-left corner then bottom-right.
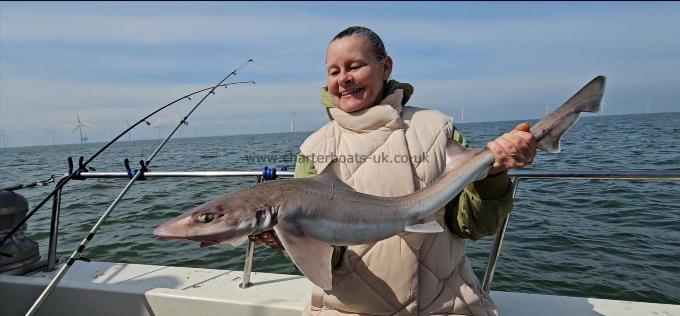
[[1, 261, 678, 316]]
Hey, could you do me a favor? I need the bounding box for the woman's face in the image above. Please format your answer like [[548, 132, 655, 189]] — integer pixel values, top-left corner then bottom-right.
[[326, 36, 392, 113]]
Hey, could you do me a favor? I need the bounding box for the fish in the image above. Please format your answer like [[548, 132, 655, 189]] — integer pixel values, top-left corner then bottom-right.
[[154, 76, 606, 290]]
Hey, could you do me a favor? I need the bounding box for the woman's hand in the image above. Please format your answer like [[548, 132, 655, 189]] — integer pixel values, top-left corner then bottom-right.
[[248, 230, 284, 250], [487, 122, 537, 175]]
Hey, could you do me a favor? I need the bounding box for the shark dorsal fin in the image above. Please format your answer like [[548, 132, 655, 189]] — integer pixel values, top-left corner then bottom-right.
[[445, 140, 485, 173]]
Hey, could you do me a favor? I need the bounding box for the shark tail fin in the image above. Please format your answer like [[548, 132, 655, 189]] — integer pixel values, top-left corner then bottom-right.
[[532, 76, 606, 153]]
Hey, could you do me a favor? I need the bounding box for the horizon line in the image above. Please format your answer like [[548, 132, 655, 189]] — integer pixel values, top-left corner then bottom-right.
[[1, 111, 677, 150]]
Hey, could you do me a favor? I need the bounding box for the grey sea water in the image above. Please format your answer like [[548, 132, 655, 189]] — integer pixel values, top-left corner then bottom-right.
[[1, 112, 678, 304]]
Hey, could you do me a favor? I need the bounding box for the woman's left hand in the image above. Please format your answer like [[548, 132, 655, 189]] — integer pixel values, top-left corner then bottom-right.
[[487, 122, 537, 175]]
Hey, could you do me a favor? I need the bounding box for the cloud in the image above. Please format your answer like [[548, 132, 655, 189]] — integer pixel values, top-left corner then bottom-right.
[[1, 2, 679, 147], [0, 7, 332, 44]]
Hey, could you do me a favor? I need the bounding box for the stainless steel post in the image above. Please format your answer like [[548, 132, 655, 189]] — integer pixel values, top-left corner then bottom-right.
[[47, 176, 68, 271], [240, 175, 263, 288], [482, 177, 520, 293], [240, 240, 255, 288]]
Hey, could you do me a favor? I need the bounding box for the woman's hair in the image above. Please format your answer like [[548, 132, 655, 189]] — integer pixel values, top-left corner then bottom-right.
[[331, 26, 387, 63]]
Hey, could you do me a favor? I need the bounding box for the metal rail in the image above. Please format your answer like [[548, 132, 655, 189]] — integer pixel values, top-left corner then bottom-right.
[[40, 169, 680, 293], [506, 169, 680, 180], [44, 171, 295, 274], [481, 169, 680, 292]]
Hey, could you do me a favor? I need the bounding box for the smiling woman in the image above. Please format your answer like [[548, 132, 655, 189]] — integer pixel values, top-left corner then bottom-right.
[[325, 28, 393, 113], [245, 26, 538, 316]]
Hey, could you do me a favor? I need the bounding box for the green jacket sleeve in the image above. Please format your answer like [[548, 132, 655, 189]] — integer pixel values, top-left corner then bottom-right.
[[294, 154, 318, 179], [444, 128, 514, 240]]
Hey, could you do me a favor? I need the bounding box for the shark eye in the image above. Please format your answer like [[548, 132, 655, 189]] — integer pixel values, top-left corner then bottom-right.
[[197, 213, 215, 223]]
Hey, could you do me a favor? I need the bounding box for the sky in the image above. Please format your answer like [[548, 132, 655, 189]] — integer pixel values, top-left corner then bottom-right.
[[1, 2, 679, 147]]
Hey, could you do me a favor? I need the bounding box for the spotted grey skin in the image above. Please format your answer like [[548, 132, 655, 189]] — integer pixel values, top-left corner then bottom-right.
[[154, 76, 606, 290]]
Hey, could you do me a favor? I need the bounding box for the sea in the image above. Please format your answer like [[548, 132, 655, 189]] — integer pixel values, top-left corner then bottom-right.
[[1, 112, 678, 304]]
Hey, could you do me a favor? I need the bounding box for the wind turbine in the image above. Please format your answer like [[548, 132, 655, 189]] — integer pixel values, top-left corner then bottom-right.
[[460, 106, 465, 123], [0, 102, 5, 148], [289, 111, 296, 132], [0, 128, 6, 148], [175, 116, 187, 138], [646, 99, 651, 114], [153, 120, 162, 140], [47, 130, 56, 145], [126, 120, 133, 141], [73, 114, 91, 144]]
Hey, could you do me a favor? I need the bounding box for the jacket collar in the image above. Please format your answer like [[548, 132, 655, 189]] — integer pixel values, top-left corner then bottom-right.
[[320, 80, 414, 133]]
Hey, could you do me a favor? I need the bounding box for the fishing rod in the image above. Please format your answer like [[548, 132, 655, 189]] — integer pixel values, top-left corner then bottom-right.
[[0, 79, 255, 252], [25, 58, 254, 315]]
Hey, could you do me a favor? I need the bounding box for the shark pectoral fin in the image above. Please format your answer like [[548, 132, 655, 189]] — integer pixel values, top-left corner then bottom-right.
[[273, 225, 334, 291], [405, 220, 444, 233]]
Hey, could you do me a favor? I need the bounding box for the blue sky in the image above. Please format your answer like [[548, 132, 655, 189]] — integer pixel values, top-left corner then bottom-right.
[[1, 2, 679, 147]]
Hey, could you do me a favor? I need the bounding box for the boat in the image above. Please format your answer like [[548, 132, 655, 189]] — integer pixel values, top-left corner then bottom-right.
[[2, 169, 680, 315]]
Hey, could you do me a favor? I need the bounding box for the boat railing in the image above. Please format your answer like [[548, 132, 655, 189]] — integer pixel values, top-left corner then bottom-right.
[[42, 169, 680, 292]]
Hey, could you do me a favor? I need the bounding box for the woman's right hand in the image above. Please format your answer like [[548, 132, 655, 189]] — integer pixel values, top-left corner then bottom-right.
[[249, 230, 284, 250]]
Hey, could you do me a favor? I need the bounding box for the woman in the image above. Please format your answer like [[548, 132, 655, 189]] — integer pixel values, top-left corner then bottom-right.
[[253, 26, 536, 315]]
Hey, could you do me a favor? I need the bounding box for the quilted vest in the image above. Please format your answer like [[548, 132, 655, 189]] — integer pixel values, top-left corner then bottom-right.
[[299, 89, 498, 315]]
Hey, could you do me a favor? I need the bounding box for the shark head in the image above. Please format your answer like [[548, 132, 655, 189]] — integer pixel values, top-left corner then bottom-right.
[[153, 188, 278, 247]]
